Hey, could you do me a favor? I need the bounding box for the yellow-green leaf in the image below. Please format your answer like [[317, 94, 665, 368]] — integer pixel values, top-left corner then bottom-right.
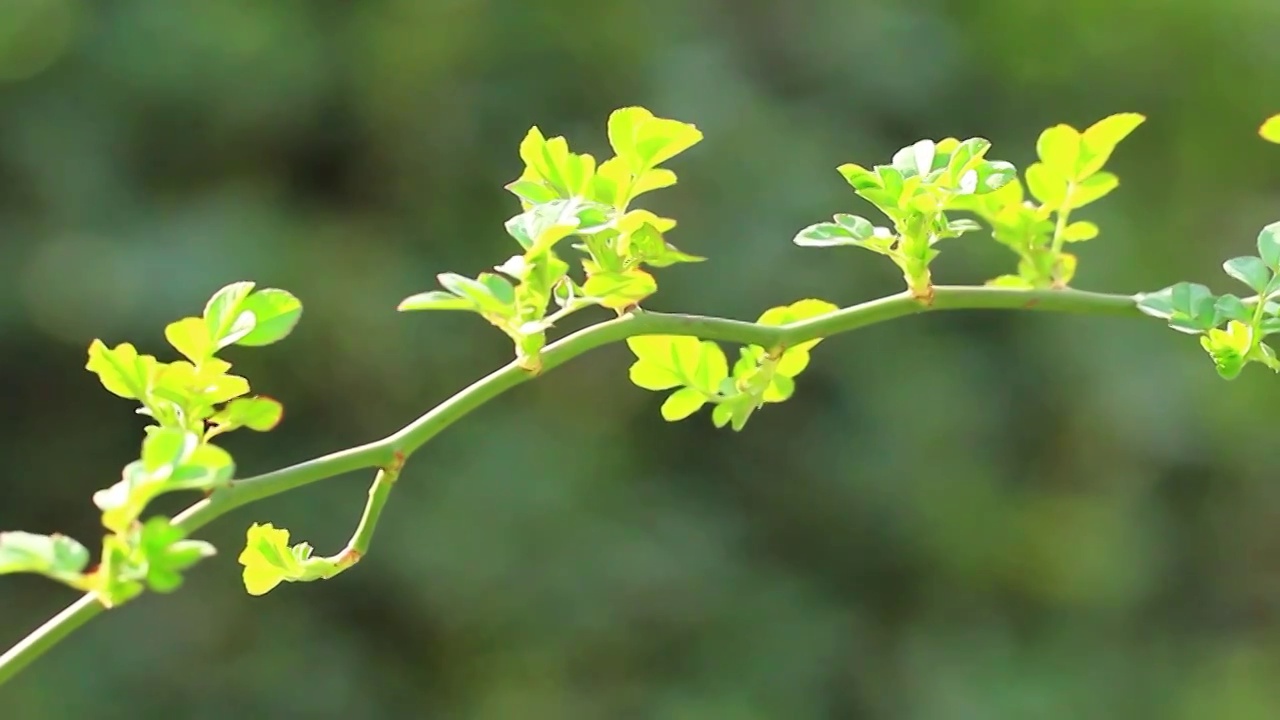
[[203, 281, 257, 349], [1055, 253, 1079, 286], [1261, 114, 1280, 144], [0, 531, 91, 588], [757, 298, 840, 355], [629, 168, 678, 198], [626, 336, 728, 394], [155, 361, 250, 406], [1064, 172, 1119, 210], [628, 360, 683, 390], [660, 387, 706, 421], [211, 396, 284, 432], [582, 268, 657, 309], [756, 298, 839, 326], [1077, 113, 1145, 177], [763, 374, 796, 402], [164, 317, 213, 363], [237, 523, 302, 596], [1035, 124, 1082, 178], [606, 107, 703, 173], [86, 340, 158, 400], [1024, 162, 1067, 208], [1062, 221, 1100, 242]]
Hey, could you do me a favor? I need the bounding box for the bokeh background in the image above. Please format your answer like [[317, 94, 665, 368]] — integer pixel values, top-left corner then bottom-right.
[[2, 0, 1280, 718]]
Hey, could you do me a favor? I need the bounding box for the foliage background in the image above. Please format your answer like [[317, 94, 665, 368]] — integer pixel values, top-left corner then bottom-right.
[[3, 0, 1280, 717]]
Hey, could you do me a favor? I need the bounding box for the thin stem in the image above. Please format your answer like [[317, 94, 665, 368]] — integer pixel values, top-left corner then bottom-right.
[[340, 456, 405, 564], [0, 596, 103, 686], [0, 285, 1143, 686], [1049, 183, 1076, 284]]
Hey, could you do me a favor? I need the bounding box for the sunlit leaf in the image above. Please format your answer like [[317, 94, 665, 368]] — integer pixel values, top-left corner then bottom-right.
[[0, 531, 91, 587], [235, 289, 302, 347], [86, 341, 158, 401]]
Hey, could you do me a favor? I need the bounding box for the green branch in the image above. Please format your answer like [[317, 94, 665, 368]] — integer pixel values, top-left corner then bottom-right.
[[0, 284, 1140, 686]]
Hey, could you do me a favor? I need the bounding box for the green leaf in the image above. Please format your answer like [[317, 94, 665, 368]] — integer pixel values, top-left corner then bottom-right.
[[504, 178, 560, 206], [478, 274, 518, 305], [711, 403, 733, 429], [237, 522, 302, 596], [793, 214, 878, 248], [396, 290, 476, 312], [1215, 294, 1251, 324], [164, 317, 213, 363], [764, 373, 795, 402], [153, 360, 250, 409], [1260, 115, 1280, 144], [0, 531, 91, 587], [86, 340, 159, 401], [140, 428, 199, 475], [943, 138, 991, 182], [135, 517, 217, 594], [1077, 113, 1145, 177], [627, 225, 705, 268], [1024, 162, 1066, 207], [1062, 221, 1099, 242], [92, 536, 145, 608], [93, 464, 160, 534], [235, 289, 303, 347], [1223, 256, 1273, 293], [1036, 124, 1082, 178], [203, 281, 257, 349], [95, 441, 235, 534], [756, 298, 839, 329], [504, 200, 583, 253], [660, 387, 706, 421], [1256, 221, 1280, 271], [1200, 320, 1254, 380], [628, 359, 683, 390], [437, 273, 516, 316], [237, 523, 341, 596], [626, 336, 728, 394], [969, 161, 1018, 195], [836, 163, 881, 194], [1063, 172, 1119, 210], [582, 268, 657, 309], [629, 168, 678, 198], [1251, 340, 1280, 372], [515, 126, 597, 198], [1137, 282, 1219, 334], [167, 443, 236, 491], [774, 348, 812, 377], [943, 218, 984, 237], [891, 139, 938, 177], [518, 253, 573, 306], [606, 106, 703, 173], [210, 396, 284, 432]]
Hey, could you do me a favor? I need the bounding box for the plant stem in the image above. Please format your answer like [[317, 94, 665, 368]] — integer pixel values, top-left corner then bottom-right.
[[340, 457, 405, 564], [0, 285, 1142, 686], [0, 596, 103, 686]]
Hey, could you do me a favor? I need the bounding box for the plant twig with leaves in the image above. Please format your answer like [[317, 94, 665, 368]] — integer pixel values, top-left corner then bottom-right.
[[2, 107, 1279, 688]]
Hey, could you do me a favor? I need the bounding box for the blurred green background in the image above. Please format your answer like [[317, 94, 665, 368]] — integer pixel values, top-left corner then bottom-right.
[[3, 0, 1280, 717]]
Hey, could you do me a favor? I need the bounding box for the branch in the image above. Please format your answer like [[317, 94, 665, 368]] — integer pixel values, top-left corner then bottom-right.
[[0, 285, 1140, 685]]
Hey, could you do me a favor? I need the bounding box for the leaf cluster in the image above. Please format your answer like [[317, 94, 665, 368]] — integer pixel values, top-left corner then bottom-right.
[[397, 107, 705, 371], [794, 136, 1017, 299], [958, 114, 1145, 289], [627, 299, 837, 430], [0, 282, 300, 605], [1139, 222, 1280, 379]]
